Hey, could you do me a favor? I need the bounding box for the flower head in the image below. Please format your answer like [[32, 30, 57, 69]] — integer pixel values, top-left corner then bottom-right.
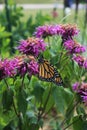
[[72, 82, 87, 106], [3, 58, 18, 77], [61, 24, 79, 42], [72, 55, 85, 66], [34, 24, 79, 41], [28, 60, 39, 76], [34, 25, 57, 38], [64, 40, 86, 54], [14, 55, 38, 77], [83, 60, 87, 69], [34, 25, 64, 38], [15, 55, 28, 77], [17, 37, 46, 57], [72, 82, 80, 92]]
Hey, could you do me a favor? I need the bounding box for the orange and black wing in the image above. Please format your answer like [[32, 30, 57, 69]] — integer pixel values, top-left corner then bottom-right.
[[38, 59, 63, 86]]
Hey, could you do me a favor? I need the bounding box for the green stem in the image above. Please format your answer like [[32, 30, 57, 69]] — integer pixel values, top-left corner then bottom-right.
[[4, 0, 14, 54], [47, 36, 51, 49], [60, 99, 79, 128], [21, 75, 25, 88], [38, 83, 52, 121], [4, 78, 9, 89], [63, 113, 87, 130], [13, 99, 19, 117], [63, 117, 80, 130]]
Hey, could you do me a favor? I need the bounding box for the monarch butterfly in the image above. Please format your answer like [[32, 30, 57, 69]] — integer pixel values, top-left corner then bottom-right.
[[38, 57, 63, 86]]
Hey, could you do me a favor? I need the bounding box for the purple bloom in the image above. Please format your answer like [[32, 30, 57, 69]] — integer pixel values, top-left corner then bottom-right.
[[64, 40, 86, 54], [72, 82, 87, 106], [72, 82, 80, 92], [61, 24, 79, 42], [55, 25, 65, 35], [15, 55, 39, 77], [83, 60, 87, 69], [17, 37, 46, 57], [28, 60, 39, 76], [34, 25, 64, 38], [74, 45, 86, 53], [16, 61, 27, 77], [3, 59, 18, 77], [72, 55, 85, 66], [34, 24, 79, 40], [64, 40, 74, 51], [34, 25, 57, 38], [73, 55, 87, 69]]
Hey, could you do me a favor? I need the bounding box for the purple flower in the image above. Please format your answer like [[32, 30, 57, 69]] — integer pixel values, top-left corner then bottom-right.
[[64, 40, 86, 54], [34, 25, 57, 38], [83, 60, 87, 69], [55, 25, 65, 35], [28, 60, 39, 76], [34, 24, 79, 40], [61, 24, 79, 42], [15, 55, 30, 77], [72, 55, 85, 66], [15, 55, 38, 77], [72, 82, 80, 92], [3, 59, 18, 77], [74, 44, 86, 53], [16, 61, 27, 77], [64, 39, 75, 51], [72, 82, 87, 106], [34, 25, 64, 38], [17, 37, 46, 57]]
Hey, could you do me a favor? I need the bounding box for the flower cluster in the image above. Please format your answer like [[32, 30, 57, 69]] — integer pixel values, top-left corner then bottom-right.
[[73, 55, 87, 69], [34, 24, 85, 57], [64, 40, 86, 54], [60, 24, 79, 42], [72, 82, 87, 105], [34, 25, 63, 38], [34, 24, 79, 39], [0, 55, 39, 80], [28, 60, 39, 76], [0, 58, 18, 79], [17, 37, 46, 57], [0, 36, 47, 80], [3, 58, 18, 77], [59, 25, 86, 69], [15, 55, 39, 77]]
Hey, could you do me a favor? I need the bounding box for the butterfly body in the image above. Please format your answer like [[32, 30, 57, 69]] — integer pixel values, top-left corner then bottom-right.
[[38, 57, 63, 86]]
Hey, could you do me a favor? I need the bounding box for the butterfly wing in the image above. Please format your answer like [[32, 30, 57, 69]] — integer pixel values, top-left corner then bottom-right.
[[38, 59, 63, 86], [39, 59, 54, 81], [52, 69, 63, 86]]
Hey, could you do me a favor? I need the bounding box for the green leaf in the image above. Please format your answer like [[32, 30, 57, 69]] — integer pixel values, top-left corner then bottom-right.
[[52, 87, 66, 114], [83, 121, 87, 130], [76, 106, 86, 115], [26, 111, 39, 130], [73, 116, 87, 130], [28, 124, 39, 130], [50, 120, 62, 130], [17, 89, 28, 116], [42, 86, 54, 113], [64, 88, 74, 105], [26, 111, 35, 117], [3, 120, 15, 130], [2, 88, 14, 111], [32, 83, 45, 102], [65, 102, 74, 124], [64, 89, 74, 124]]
